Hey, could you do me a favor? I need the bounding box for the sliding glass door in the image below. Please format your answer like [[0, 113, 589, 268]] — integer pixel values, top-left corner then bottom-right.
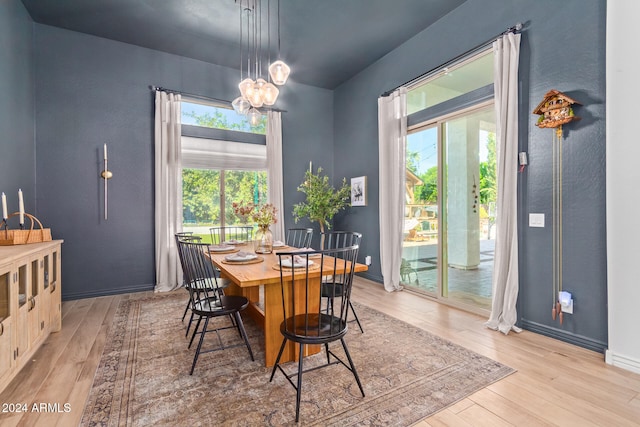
[[402, 104, 496, 312], [402, 125, 439, 295]]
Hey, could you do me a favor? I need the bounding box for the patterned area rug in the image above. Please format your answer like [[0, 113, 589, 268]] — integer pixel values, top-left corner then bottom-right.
[[80, 291, 514, 426]]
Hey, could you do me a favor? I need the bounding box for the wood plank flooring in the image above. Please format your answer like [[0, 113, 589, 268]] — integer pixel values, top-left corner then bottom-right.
[[1, 278, 639, 426]]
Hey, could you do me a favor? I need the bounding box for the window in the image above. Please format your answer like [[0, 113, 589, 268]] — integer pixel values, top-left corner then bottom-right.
[[180, 100, 268, 241], [182, 100, 266, 134], [407, 51, 493, 115]]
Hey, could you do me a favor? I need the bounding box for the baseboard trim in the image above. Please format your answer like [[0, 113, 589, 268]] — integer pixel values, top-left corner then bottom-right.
[[520, 319, 607, 353], [605, 349, 640, 374], [356, 272, 383, 283], [63, 283, 155, 301]]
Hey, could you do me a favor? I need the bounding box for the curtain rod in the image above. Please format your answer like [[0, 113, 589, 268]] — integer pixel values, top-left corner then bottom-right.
[[380, 22, 524, 97], [150, 85, 287, 113]]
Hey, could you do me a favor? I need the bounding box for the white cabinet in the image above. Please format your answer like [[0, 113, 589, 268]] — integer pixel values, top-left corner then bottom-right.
[[0, 241, 63, 393]]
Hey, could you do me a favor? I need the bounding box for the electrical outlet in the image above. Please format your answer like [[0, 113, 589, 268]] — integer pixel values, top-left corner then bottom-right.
[[559, 291, 573, 314], [529, 213, 545, 227], [365, 255, 372, 266]]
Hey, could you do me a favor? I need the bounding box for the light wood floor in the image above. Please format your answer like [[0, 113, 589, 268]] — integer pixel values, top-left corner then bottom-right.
[[1, 278, 639, 426]]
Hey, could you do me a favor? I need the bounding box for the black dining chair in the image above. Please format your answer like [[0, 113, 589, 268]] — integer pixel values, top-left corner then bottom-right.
[[179, 239, 254, 375], [270, 245, 365, 422], [175, 233, 233, 337], [320, 231, 364, 333], [175, 232, 202, 322], [286, 227, 313, 248], [209, 226, 253, 245]]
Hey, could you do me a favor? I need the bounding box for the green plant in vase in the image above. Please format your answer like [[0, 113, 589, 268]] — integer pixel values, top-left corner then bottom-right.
[[292, 166, 351, 248]]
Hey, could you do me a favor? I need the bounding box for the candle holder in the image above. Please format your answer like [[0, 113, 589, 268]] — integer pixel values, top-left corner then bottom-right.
[[0, 212, 52, 246]]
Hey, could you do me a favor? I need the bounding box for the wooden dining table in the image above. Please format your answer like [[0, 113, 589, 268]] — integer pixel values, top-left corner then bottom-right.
[[205, 246, 368, 367]]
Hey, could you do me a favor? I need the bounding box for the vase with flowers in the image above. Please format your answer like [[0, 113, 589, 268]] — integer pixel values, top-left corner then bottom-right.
[[232, 201, 278, 253]]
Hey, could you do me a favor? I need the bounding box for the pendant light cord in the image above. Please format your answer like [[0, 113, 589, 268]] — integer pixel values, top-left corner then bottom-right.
[[267, 0, 271, 82], [277, 0, 281, 58], [239, 0, 243, 80]]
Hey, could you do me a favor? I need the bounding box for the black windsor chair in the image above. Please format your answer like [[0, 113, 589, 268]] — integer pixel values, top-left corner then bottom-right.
[[175, 233, 232, 338], [269, 245, 365, 422], [320, 231, 364, 333], [178, 239, 254, 375], [175, 232, 202, 323], [209, 226, 254, 245], [285, 227, 313, 248]]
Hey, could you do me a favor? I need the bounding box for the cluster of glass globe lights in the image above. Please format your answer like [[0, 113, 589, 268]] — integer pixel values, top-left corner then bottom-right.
[[231, 0, 290, 124], [232, 59, 289, 125]]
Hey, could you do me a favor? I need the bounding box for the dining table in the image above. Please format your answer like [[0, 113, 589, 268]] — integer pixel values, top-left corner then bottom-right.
[[205, 244, 368, 367]]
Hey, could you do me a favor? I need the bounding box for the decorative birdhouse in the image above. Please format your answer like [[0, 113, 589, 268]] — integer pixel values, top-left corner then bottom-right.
[[533, 89, 581, 129]]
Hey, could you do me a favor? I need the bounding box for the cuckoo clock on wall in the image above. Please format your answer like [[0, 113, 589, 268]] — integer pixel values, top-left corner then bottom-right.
[[532, 89, 581, 326], [533, 89, 581, 134]]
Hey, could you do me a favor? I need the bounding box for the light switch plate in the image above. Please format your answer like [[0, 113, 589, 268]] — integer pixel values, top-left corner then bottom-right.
[[529, 213, 545, 227]]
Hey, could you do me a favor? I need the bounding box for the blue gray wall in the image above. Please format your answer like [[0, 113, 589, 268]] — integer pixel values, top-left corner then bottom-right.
[[3, 0, 609, 351], [0, 0, 35, 216], [333, 0, 607, 351], [33, 23, 333, 299]]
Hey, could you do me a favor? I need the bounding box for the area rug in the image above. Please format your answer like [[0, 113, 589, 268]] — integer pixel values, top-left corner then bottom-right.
[[80, 291, 514, 426]]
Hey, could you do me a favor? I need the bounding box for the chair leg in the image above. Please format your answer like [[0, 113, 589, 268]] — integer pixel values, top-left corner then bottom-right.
[[190, 317, 210, 375], [234, 311, 254, 361], [349, 301, 364, 333], [325, 296, 333, 315], [181, 298, 190, 322], [229, 313, 237, 328], [189, 316, 202, 348], [295, 343, 305, 423], [185, 311, 195, 337], [325, 342, 330, 364], [269, 338, 288, 382], [340, 337, 365, 397]]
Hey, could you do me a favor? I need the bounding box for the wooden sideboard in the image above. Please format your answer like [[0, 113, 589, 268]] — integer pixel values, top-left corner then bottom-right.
[[0, 240, 63, 393]]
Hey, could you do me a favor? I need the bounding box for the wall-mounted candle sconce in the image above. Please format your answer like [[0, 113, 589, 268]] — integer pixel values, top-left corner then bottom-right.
[[100, 144, 113, 220]]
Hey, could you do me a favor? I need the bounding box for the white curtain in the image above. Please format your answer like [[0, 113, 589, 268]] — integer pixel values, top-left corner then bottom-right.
[[485, 33, 522, 334], [154, 91, 183, 292], [266, 111, 285, 242], [378, 88, 407, 292]]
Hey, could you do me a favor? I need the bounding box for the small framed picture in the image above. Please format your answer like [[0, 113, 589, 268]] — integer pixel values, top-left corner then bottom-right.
[[351, 176, 367, 206]]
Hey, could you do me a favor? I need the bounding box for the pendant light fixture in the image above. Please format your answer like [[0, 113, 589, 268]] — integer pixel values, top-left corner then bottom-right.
[[268, 0, 290, 85], [232, 0, 289, 118]]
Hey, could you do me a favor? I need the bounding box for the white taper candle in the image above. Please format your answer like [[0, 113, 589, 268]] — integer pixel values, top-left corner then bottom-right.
[[1, 192, 7, 220], [18, 189, 24, 225]]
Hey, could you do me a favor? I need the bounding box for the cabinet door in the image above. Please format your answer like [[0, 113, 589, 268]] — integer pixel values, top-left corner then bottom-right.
[[49, 247, 62, 332], [16, 261, 29, 358], [0, 264, 15, 381], [28, 256, 42, 347], [40, 254, 51, 334]]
